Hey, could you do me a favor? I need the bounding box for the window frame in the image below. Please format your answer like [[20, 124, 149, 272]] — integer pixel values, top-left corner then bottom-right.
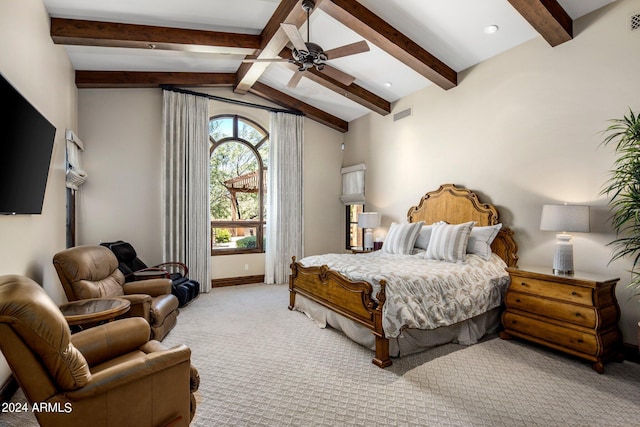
[[209, 114, 268, 256]]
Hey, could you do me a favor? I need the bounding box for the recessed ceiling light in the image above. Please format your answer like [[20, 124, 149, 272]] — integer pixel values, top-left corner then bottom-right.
[[384, 82, 393, 88], [484, 25, 499, 35]]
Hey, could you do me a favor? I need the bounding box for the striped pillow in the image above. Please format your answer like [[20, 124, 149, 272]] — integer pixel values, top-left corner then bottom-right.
[[382, 222, 424, 254], [414, 221, 447, 249], [425, 221, 475, 262]]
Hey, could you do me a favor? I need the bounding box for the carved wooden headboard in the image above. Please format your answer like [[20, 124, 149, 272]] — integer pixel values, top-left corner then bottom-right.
[[406, 184, 518, 267]]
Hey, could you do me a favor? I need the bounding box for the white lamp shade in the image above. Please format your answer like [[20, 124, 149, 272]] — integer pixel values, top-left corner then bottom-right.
[[540, 204, 590, 233], [357, 212, 381, 229]]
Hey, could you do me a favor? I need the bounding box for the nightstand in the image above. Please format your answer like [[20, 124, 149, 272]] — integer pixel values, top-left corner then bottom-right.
[[500, 266, 622, 373], [351, 247, 379, 254]]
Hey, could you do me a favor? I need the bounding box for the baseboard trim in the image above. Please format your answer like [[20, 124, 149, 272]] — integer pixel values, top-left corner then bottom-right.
[[212, 275, 265, 288], [0, 375, 18, 404]]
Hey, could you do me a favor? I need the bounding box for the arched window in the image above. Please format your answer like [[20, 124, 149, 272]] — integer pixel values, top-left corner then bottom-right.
[[209, 114, 268, 255]]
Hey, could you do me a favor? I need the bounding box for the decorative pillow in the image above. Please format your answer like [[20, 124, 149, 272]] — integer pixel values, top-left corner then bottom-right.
[[467, 223, 502, 260], [414, 221, 447, 249], [382, 221, 424, 254], [425, 221, 475, 262]]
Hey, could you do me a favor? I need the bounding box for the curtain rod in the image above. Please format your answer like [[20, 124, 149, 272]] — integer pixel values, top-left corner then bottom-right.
[[160, 85, 304, 116]]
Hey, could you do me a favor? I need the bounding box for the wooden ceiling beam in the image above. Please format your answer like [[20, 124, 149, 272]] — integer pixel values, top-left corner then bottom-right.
[[75, 71, 236, 88], [50, 18, 260, 54], [506, 0, 572, 46], [74, 71, 348, 132], [234, 0, 310, 94], [249, 82, 348, 133], [318, 0, 457, 90], [278, 49, 390, 116]]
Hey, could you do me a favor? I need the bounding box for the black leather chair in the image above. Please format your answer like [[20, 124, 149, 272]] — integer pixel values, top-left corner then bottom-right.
[[101, 240, 200, 307]]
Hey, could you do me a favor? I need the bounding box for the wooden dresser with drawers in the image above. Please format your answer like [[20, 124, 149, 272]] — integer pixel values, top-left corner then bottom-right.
[[500, 266, 622, 373]]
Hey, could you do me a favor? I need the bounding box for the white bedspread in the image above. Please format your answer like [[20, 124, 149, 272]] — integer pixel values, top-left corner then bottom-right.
[[298, 251, 510, 338]]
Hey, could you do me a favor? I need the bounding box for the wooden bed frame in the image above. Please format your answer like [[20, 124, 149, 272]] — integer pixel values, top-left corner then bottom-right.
[[289, 183, 519, 368]]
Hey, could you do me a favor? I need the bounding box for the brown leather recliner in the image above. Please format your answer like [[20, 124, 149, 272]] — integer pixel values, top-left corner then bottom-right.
[[0, 274, 199, 427], [53, 245, 179, 341]]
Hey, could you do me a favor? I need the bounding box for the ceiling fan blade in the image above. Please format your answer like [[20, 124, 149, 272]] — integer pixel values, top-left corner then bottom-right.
[[242, 58, 290, 63], [280, 23, 308, 52], [286, 72, 304, 89], [318, 64, 356, 86], [324, 40, 370, 60]]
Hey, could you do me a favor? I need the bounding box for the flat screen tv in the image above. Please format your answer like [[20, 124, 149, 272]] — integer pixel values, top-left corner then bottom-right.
[[0, 73, 56, 215]]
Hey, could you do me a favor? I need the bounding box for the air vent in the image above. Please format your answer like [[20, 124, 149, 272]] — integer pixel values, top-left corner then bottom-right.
[[393, 107, 412, 122], [631, 12, 640, 31]]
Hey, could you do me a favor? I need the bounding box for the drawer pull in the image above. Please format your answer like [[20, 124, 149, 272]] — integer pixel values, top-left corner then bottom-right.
[[520, 282, 528, 287], [577, 339, 584, 343], [515, 298, 521, 303], [571, 291, 579, 296], [575, 312, 582, 317]]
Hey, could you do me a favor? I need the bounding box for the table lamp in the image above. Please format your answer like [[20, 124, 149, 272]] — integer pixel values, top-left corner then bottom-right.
[[358, 212, 381, 251], [539, 204, 590, 275]]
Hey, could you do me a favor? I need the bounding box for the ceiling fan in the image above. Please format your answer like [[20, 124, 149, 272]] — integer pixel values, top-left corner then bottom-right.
[[242, 0, 370, 88]]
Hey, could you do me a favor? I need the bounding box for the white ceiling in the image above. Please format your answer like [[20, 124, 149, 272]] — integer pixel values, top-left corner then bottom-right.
[[42, 0, 615, 123]]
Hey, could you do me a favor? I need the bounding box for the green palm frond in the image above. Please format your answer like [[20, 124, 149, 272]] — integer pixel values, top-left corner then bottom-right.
[[600, 108, 640, 298]]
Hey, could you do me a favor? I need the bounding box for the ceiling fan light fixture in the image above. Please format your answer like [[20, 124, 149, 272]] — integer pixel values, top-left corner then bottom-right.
[[261, 0, 368, 88]]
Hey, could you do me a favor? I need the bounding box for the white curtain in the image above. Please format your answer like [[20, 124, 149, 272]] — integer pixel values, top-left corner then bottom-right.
[[265, 112, 304, 284], [162, 90, 212, 293], [340, 163, 366, 205]]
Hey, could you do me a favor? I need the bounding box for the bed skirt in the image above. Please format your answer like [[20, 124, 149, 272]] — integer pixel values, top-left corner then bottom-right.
[[294, 294, 501, 358]]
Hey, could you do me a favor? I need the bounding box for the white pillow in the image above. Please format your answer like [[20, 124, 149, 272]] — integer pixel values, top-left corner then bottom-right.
[[425, 221, 475, 262], [414, 221, 446, 249], [382, 221, 424, 254], [466, 223, 502, 260]]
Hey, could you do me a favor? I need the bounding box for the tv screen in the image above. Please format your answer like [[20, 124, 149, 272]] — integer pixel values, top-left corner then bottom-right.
[[0, 73, 56, 215]]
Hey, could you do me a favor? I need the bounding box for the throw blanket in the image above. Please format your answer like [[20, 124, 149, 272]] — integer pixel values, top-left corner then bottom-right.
[[299, 251, 510, 338]]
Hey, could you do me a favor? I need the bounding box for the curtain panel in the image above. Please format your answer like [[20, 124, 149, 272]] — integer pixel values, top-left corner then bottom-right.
[[162, 90, 212, 293], [265, 112, 304, 284]]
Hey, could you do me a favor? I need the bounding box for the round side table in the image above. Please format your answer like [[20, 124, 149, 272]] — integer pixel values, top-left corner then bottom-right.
[[59, 298, 130, 330]]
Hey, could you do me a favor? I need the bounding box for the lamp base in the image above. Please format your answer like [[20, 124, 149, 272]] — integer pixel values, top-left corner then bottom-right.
[[553, 233, 574, 276], [363, 228, 374, 251]]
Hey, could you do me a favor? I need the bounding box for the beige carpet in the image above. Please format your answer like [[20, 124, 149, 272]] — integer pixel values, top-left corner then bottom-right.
[[3, 283, 640, 426]]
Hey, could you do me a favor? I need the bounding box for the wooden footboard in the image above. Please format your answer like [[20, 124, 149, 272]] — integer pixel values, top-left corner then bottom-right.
[[289, 256, 391, 368]]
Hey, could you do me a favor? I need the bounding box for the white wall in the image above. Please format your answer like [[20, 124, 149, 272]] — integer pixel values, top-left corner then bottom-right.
[[0, 0, 77, 390], [77, 89, 164, 261], [344, 0, 640, 344], [78, 87, 344, 282]]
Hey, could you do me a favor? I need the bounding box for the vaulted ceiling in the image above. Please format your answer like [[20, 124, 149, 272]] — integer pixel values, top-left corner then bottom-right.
[[43, 0, 615, 132]]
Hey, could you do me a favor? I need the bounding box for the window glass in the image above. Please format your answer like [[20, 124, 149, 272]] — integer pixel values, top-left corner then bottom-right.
[[209, 115, 268, 255], [209, 116, 234, 140], [346, 204, 364, 249]]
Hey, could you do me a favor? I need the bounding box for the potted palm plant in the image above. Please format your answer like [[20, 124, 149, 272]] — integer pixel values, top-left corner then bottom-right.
[[600, 108, 640, 346]]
